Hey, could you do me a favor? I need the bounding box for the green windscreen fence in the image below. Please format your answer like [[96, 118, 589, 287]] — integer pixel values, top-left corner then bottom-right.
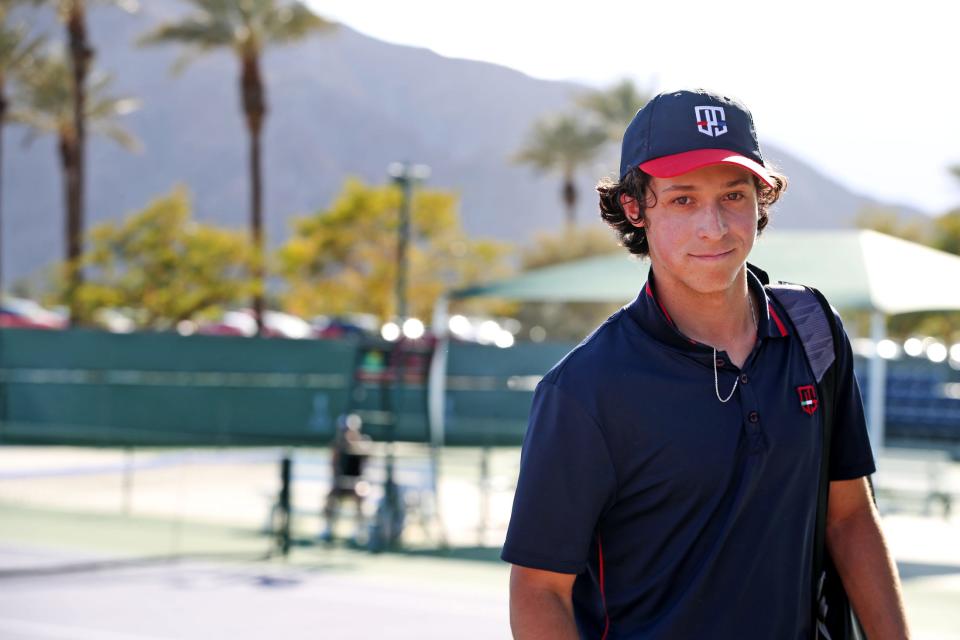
[[443, 341, 572, 446], [0, 329, 573, 447]]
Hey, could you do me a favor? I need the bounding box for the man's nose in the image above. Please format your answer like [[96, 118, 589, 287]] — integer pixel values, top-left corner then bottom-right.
[[698, 201, 728, 239]]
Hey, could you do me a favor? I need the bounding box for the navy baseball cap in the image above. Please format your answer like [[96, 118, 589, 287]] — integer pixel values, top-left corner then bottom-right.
[[619, 89, 774, 187]]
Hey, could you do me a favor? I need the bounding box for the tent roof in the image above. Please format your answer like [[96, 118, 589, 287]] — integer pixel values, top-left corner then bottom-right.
[[452, 230, 960, 314]]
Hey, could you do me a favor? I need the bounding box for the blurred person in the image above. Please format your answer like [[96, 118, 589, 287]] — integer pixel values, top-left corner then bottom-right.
[[320, 413, 371, 543], [502, 90, 910, 639]]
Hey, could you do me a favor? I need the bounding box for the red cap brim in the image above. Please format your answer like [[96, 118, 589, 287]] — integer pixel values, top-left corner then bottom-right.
[[639, 149, 775, 188]]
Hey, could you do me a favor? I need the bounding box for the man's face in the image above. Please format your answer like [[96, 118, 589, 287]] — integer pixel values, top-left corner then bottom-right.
[[627, 164, 759, 296]]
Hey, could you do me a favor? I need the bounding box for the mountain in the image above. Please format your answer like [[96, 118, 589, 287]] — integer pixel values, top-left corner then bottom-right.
[[3, 2, 925, 285]]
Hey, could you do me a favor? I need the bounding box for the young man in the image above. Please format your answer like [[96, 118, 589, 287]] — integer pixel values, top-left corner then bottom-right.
[[501, 89, 910, 639]]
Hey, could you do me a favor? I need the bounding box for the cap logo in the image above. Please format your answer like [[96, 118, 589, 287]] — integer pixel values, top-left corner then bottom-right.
[[695, 106, 728, 137]]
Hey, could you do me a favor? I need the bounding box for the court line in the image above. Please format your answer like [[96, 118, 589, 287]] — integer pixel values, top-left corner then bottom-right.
[[0, 618, 175, 640]]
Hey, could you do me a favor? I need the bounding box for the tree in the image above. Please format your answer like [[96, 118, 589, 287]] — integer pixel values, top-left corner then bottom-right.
[[277, 179, 512, 322], [514, 114, 606, 228], [853, 168, 960, 341], [24, 0, 139, 298], [53, 187, 257, 328], [853, 205, 930, 245], [140, 0, 335, 334], [513, 226, 623, 341], [0, 6, 44, 294], [935, 167, 960, 256], [577, 78, 650, 141], [10, 51, 139, 321], [522, 226, 619, 270]]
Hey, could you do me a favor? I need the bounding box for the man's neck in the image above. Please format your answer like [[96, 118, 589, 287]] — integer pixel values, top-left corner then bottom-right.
[[653, 266, 758, 362]]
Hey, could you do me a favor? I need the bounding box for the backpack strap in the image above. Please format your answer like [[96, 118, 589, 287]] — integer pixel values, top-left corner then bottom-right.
[[768, 284, 836, 383], [767, 283, 841, 638]]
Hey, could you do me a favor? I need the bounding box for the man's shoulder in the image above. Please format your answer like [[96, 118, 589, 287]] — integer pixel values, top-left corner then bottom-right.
[[540, 307, 644, 391]]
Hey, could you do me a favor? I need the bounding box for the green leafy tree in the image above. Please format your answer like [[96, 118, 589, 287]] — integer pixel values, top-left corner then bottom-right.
[[0, 6, 44, 293], [277, 179, 512, 322], [853, 206, 931, 245], [932, 209, 960, 256], [933, 168, 960, 256], [577, 78, 650, 141], [140, 0, 335, 334], [514, 113, 606, 228], [52, 187, 257, 328], [10, 51, 139, 320]]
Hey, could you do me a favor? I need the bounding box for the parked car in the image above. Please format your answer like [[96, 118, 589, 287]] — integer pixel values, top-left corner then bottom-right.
[[311, 313, 379, 339], [0, 297, 67, 329], [197, 309, 313, 339]]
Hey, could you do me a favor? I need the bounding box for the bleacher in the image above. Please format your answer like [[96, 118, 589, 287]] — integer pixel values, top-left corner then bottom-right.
[[857, 358, 960, 455]]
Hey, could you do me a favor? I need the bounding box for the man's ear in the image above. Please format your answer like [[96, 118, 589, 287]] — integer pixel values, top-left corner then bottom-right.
[[619, 193, 645, 229]]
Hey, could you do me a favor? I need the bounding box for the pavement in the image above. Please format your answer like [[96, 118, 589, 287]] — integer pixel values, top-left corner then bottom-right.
[[0, 446, 957, 639]]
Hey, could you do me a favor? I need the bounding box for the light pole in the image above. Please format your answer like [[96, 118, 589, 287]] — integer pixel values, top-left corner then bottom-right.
[[372, 161, 430, 551], [388, 162, 431, 322]]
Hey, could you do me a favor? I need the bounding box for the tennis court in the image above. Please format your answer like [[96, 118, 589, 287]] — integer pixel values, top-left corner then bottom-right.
[[0, 446, 958, 639]]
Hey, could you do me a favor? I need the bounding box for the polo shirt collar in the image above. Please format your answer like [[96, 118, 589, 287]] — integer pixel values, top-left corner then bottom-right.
[[625, 263, 789, 354]]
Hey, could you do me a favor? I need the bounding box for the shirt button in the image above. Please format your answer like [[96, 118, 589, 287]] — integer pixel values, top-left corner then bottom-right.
[[740, 374, 749, 384], [715, 358, 726, 367], [748, 411, 759, 423]]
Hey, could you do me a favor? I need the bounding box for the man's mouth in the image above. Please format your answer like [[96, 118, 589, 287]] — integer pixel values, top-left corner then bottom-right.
[[690, 249, 734, 260]]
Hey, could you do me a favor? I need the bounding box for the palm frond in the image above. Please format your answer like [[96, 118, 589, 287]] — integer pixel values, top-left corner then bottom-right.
[[9, 108, 59, 148], [514, 113, 607, 173], [261, 2, 334, 43], [139, 17, 237, 49], [0, 20, 44, 74], [577, 79, 650, 140], [12, 51, 139, 151], [8, 107, 58, 133], [90, 121, 141, 152], [139, 1, 334, 62], [13, 50, 73, 120]]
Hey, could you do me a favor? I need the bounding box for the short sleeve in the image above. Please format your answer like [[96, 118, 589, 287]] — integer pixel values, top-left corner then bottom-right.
[[829, 314, 877, 481], [501, 380, 618, 574]]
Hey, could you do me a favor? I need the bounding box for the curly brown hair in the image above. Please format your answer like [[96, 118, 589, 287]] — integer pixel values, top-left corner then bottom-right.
[[597, 167, 788, 257]]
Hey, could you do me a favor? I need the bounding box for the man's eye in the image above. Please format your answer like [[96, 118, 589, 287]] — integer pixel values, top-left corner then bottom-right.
[[672, 196, 691, 205], [726, 192, 745, 201]]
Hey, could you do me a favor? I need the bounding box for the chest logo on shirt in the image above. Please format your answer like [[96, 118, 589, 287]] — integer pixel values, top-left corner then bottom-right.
[[796, 385, 819, 416]]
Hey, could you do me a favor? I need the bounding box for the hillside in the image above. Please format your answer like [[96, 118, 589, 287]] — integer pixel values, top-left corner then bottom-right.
[[3, 2, 924, 284]]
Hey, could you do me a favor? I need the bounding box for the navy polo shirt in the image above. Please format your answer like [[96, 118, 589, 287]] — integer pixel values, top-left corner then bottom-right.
[[501, 266, 875, 640]]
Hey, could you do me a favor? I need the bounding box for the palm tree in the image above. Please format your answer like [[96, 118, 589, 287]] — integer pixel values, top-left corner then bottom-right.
[[10, 52, 139, 321], [577, 78, 650, 142], [139, 0, 334, 334], [0, 8, 44, 294], [514, 114, 606, 228], [25, 0, 138, 296]]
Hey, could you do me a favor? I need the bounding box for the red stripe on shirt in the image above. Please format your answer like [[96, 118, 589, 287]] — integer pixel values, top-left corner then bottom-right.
[[768, 303, 788, 337], [599, 536, 610, 640], [646, 281, 698, 344], [645, 281, 675, 326]]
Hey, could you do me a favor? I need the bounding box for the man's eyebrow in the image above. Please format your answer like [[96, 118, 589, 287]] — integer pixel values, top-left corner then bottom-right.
[[661, 178, 751, 193]]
